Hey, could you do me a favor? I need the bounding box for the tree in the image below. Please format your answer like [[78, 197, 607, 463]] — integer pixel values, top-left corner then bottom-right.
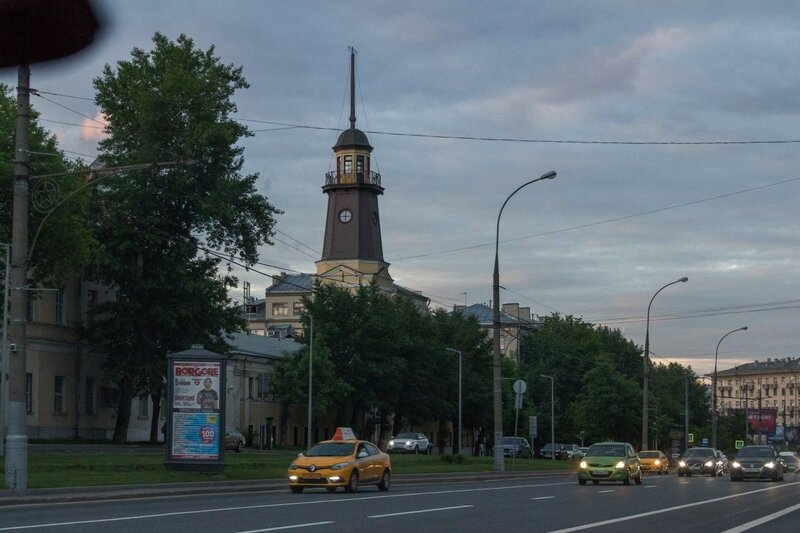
[[0, 84, 93, 284], [89, 33, 280, 442]]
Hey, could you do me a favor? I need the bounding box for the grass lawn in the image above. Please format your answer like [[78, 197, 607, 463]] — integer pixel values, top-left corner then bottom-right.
[[1, 450, 575, 489]]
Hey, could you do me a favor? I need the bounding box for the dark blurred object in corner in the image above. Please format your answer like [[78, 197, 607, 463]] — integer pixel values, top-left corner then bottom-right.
[[0, 0, 100, 67]]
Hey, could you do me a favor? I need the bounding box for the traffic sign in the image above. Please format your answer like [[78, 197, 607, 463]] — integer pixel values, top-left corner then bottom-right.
[[688, 432, 694, 443], [702, 437, 708, 446], [513, 380, 527, 394], [735, 440, 744, 449]]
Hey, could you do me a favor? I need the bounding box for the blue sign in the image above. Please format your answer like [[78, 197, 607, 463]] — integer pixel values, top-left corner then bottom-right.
[[702, 437, 709, 446]]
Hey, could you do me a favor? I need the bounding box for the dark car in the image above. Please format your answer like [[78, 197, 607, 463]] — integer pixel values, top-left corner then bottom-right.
[[499, 436, 532, 458], [778, 453, 800, 473], [224, 427, 245, 453], [677, 447, 722, 477], [730, 445, 785, 481]]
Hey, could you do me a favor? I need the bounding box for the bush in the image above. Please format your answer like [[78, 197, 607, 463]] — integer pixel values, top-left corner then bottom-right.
[[439, 454, 467, 465]]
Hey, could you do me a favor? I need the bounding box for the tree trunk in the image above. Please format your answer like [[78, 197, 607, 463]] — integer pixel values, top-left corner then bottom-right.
[[112, 378, 133, 443], [149, 389, 162, 444], [438, 419, 448, 455]]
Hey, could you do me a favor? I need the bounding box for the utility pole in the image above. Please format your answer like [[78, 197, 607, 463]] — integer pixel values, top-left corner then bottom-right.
[[1, 242, 10, 457], [6, 65, 31, 494]]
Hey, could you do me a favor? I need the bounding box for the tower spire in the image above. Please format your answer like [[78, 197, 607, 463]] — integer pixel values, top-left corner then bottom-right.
[[348, 46, 357, 130]]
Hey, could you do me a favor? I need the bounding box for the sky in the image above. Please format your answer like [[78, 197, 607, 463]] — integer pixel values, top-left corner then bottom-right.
[[3, 1, 799, 376]]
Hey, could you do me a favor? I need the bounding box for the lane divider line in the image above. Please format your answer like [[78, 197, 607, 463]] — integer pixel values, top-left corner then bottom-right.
[[368, 505, 473, 519], [236, 522, 334, 532], [721, 502, 800, 533]]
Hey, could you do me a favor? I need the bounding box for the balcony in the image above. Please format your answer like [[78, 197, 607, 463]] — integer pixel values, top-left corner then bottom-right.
[[324, 170, 382, 187]]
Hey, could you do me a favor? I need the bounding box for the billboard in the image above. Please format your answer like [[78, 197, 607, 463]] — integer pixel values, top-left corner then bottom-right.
[[747, 409, 777, 435], [170, 360, 222, 460]]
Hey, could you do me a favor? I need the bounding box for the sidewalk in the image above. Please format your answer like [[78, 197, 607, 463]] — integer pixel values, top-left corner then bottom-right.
[[0, 470, 571, 507]]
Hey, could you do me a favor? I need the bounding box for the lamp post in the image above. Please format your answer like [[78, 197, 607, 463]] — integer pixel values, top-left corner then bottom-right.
[[306, 315, 313, 449], [541, 374, 554, 461], [492, 170, 557, 472], [712, 326, 747, 450], [445, 348, 462, 455], [642, 276, 688, 450]]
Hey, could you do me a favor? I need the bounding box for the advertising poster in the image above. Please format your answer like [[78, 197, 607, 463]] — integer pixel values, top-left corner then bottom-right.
[[171, 361, 221, 459], [747, 409, 777, 435]]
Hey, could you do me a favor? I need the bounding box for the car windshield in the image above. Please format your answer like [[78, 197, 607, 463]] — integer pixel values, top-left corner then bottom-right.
[[638, 451, 660, 458], [783, 456, 799, 464], [306, 442, 355, 457], [395, 433, 417, 439], [737, 447, 774, 459], [684, 448, 714, 458], [502, 437, 519, 445], [587, 444, 625, 457]]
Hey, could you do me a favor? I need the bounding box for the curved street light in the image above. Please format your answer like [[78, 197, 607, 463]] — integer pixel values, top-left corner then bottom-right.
[[492, 170, 557, 472], [641, 276, 688, 450], [712, 326, 748, 450]]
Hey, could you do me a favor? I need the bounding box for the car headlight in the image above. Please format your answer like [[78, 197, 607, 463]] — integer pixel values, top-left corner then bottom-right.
[[765, 462, 775, 469], [732, 461, 741, 468], [405, 441, 413, 446], [388, 440, 395, 447], [705, 460, 714, 467], [654, 460, 661, 466], [288, 475, 298, 482], [330, 462, 351, 471], [289, 463, 298, 470], [615, 461, 626, 469], [679, 461, 686, 467], [579, 460, 588, 469]]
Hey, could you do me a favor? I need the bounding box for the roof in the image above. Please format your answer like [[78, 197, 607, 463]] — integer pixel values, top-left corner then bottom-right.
[[714, 357, 800, 378], [457, 303, 539, 329], [266, 273, 314, 294], [226, 331, 303, 360], [333, 127, 372, 150]]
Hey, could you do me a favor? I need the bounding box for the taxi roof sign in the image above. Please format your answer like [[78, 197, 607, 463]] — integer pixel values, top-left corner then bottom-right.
[[331, 427, 357, 441]]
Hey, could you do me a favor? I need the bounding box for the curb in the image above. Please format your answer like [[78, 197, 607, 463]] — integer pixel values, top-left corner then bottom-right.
[[0, 470, 572, 506]]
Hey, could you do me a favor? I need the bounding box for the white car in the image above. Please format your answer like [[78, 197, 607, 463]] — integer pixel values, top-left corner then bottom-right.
[[386, 432, 432, 454]]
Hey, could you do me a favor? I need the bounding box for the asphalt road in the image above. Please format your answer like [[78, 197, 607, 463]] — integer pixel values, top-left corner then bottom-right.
[[0, 472, 798, 532]]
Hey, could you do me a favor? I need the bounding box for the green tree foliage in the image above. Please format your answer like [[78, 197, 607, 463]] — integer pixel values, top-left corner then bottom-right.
[[0, 84, 93, 283], [88, 33, 280, 442]]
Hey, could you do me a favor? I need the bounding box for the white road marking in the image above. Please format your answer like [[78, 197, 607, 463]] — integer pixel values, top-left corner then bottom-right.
[[369, 505, 472, 518], [547, 480, 800, 533], [0, 481, 572, 531], [236, 522, 334, 532], [532, 496, 556, 500], [644, 485, 657, 489], [720, 502, 800, 533], [597, 490, 614, 493]]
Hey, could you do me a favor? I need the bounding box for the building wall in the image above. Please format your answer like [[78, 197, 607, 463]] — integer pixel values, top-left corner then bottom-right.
[[715, 360, 800, 426]]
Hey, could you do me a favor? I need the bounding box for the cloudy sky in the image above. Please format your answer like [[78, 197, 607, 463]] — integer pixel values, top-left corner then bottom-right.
[[3, 1, 799, 376]]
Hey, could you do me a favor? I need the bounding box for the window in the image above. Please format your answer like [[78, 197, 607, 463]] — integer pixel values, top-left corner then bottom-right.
[[26, 279, 34, 321], [343, 155, 352, 173], [54, 375, 65, 414], [55, 287, 65, 324], [272, 303, 288, 317], [138, 395, 149, 417], [356, 155, 364, 173], [292, 302, 304, 316], [256, 373, 268, 400], [26, 373, 33, 414], [85, 377, 96, 415]]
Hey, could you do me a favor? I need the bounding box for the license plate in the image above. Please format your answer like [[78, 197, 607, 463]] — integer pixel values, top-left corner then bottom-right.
[[593, 470, 609, 476], [743, 468, 759, 473], [305, 473, 320, 479]]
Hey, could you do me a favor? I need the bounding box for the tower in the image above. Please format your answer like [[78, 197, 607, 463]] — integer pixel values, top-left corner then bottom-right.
[[316, 49, 393, 289]]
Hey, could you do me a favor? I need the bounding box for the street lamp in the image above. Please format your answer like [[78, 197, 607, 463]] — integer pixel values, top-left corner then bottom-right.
[[642, 276, 688, 450], [712, 326, 747, 450], [306, 315, 314, 449], [541, 374, 555, 461], [445, 348, 462, 455], [492, 170, 557, 472]]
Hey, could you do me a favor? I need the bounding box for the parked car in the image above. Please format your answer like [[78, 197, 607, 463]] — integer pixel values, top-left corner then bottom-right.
[[288, 428, 391, 493], [730, 445, 785, 481], [224, 427, 245, 453], [499, 436, 532, 458], [579, 447, 590, 457], [386, 432, 432, 454], [677, 447, 722, 477], [540, 442, 565, 459], [578, 442, 642, 485], [558, 444, 583, 460], [638, 450, 669, 475]]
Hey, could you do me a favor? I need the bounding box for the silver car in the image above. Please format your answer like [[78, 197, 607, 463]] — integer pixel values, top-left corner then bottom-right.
[[387, 432, 432, 454]]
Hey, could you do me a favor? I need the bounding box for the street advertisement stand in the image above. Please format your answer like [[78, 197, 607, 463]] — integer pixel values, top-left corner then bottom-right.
[[164, 345, 226, 472]]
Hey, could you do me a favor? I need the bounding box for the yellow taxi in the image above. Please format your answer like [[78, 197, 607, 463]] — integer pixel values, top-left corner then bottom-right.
[[637, 450, 670, 475], [287, 427, 392, 493]]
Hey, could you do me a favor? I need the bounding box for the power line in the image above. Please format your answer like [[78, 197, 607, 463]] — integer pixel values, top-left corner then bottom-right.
[[30, 90, 105, 125]]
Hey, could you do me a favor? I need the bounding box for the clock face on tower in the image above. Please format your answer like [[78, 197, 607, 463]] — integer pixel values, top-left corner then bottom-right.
[[338, 209, 353, 224]]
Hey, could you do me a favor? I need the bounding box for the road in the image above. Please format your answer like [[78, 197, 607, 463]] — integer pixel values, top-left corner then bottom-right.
[[0, 472, 798, 532]]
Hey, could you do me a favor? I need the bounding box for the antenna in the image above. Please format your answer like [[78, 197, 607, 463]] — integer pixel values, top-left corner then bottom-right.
[[348, 46, 357, 129]]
